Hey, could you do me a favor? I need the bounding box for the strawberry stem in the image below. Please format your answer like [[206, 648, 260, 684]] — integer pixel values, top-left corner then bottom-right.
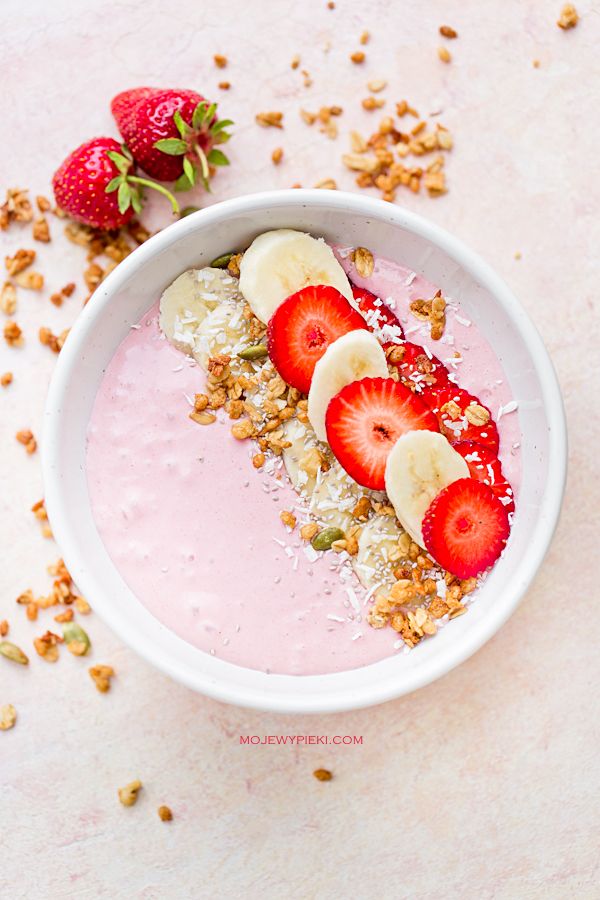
[[128, 176, 180, 214]]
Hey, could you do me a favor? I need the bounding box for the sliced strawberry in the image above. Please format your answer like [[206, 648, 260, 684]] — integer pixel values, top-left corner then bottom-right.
[[267, 285, 367, 393], [384, 340, 450, 396], [325, 377, 439, 490], [453, 441, 515, 514], [422, 478, 510, 579], [423, 385, 499, 453], [351, 284, 404, 339]]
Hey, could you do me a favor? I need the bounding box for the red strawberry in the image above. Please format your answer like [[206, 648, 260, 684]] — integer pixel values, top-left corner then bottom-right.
[[52, 137, 179, 230], [422, 478, 510, 578], [423, 385, 499, 453], [385, 340, 450, 396], [325, 377, 439, 490], [453, 441, 515, 514], [351, 284, 404, 339], [111, 87, 233, 189], [267, 285, 368, 393]]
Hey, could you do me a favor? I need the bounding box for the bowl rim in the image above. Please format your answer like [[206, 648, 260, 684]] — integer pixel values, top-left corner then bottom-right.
[[42, 189, 568, 713]]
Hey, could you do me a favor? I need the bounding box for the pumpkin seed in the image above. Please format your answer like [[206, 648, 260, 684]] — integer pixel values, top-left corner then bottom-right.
[[210, 252, 234, 268], [62, 622, 91, 656], [180, 206, 200, 218], [238, 344, 268, 361], [311, 526, 346, 551], [0, 640, 29, 665]]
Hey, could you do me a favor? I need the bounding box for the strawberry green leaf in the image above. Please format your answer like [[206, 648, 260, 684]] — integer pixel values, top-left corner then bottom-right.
[[192, 101, 210, 130], [105, 175, 123, 194], [202, 102, 217, 124], [174, 173, 193, 192], [130, 188, 143, 215], [210, 119, 234, 134], [154, 138, 188, 156], [173, 109, 192, 138], [117, 181, 132, 214], [207, 148, 229, 166], [183, 157, 196, 185], [120, 144, 134, 162], [106, 150, 131, 175]]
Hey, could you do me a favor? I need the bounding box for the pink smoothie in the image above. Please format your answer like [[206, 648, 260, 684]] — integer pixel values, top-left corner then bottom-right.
[[86, 253, 521, 675]]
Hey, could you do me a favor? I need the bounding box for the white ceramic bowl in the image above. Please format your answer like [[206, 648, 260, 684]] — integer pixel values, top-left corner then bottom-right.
[[43, 190, 567, 714]]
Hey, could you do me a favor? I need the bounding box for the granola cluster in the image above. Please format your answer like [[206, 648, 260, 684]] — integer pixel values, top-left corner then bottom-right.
[[343, 105, 452, 200]]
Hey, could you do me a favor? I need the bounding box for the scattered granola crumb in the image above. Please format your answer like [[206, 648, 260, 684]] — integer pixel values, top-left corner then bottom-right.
[[464, 402, 490, 426], [291, 54, 300, 69], [118, 779, 142, 807], [438, 46, 452, 63], [252, 452, 265, 469], [158, 805, 173, 822], [15, 271, 44, 291], [362, 96, 385, 110], [0, 704, 17, 731], [557, 4, 578, 29], [36, 195, 51, 213], [313, 768, 333, 781], [351, 246, 374, 278], [5, 248, 35, 276], [314, 178, 337, 190], [533, 59, 541, 68], [0, 621, 8, 636], [327, 1, 335, 7], [189, 410, 216, 426], [33, 630, 62, 663], [300, 522, 319, 542], [0, 282, 17, 315], [89, 664, 115, 693], [367, 78, 387, 93], [54, 609, 74, 623], [256, 111, 284, 129], [75, 597, 92, 615], [218, 81, 231, 90], [16, 429, 37, 454], [439, 25, 458, 38], [33, 216, 51, 243], [271, 147, 284, 165], [227, 254, 242, 277], [214, 53, 228, 68], [359, 30, 370, 45], [0, 188, 33, 229], [350, 51, 365, 64], [280, 510, 297, 530], [231, 418, 255, 440], [514, 251, 522, 260], [39, 326, 69, 353]]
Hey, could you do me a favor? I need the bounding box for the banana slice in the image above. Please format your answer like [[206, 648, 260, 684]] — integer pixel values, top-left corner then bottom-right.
[[281, 417, 360, 530], [385, 430, 469, 547], [355, 515, 404, 592], [308, 331, 388, 442], [238, 229, 355, 323], [160, 267, 246, 363]]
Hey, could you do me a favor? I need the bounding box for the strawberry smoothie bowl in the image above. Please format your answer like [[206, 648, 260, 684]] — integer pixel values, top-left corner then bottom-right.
[[42, 190, 566, 713]]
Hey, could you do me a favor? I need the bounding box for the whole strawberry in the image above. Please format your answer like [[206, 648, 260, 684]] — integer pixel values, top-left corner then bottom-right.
[[52, 137, 179, 230], [111, 87, 233, 189]]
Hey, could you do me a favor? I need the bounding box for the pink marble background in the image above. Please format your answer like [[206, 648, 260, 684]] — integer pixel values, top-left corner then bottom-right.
[[1, 1, 598, 897]]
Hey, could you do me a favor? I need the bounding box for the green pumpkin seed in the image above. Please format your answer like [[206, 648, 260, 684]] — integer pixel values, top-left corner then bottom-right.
[[311, 526, 346, 551], [238, 344, 268, 361], [210, 252, 234, 268], [62, 622, 91, 656], [180, 206, 200, 218], [0, 641, 29, 665]]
